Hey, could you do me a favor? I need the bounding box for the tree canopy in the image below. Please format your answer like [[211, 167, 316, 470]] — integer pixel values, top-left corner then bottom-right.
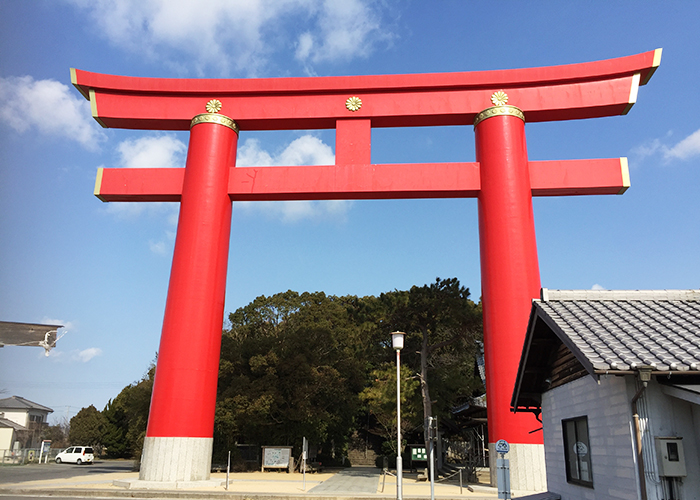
[[86, 278, 483, 462], [101, 360, 155, 458], [214, 278, 483, 461], [68, 405, 106, 448]]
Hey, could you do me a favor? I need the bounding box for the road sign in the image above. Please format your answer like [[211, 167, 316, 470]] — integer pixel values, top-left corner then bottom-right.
[[495, 439, 510, 454]]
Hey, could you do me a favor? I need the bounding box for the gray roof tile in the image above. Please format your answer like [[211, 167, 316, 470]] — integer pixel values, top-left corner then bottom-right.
[[536, 290, 700, 372], [0, 396, 53, 413]]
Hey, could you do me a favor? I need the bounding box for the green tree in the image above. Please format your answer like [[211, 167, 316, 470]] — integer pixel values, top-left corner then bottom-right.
[[379, 278, 483, 450], [215, 291, 365, 461], [359, 363, 420, 456], [68, 405, 106, 449], [102, 360, 155, 458], [40, 422, 68, 449]]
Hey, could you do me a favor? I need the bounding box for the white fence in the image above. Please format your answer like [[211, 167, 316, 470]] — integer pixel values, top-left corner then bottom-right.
[[1, 448, 59, 465]]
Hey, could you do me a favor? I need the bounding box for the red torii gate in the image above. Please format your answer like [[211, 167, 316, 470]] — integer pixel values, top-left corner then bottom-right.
[[72, 49, 660, 487]]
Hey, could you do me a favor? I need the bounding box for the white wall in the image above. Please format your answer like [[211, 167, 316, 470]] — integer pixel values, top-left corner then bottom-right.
[[641, 380, 700, 499], [0, 428, 15, 451], [0, 410, 28, 427], [541, 375, 640, 500]]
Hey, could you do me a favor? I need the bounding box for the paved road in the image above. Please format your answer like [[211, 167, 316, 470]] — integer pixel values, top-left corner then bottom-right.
[[308, 466, 380, 493], [0, 460, 135, 484]]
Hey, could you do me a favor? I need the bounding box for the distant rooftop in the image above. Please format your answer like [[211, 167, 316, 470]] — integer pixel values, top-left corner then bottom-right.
[[0, 396, 53, 413], [0, 416, 26, 431]]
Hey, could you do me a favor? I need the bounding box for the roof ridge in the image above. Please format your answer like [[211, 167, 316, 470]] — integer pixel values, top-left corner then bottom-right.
[[540, 288, 700, 302], [0, 395, 53, 412]]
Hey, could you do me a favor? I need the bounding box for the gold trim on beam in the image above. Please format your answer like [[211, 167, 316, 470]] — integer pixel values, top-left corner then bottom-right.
[[94, 168, 106, 201], [89, 89, 107, 128], [641, 48, 663, 85], [473, 105, 525, 127], [622, 73, 641, 115], [70, 68, 89, 100], [190, 113, 239, 133], [618, 157, 630, 194]]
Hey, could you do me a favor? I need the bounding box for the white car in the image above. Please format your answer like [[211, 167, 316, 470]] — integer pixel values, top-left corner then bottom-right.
[[55, 446, 94, 465]]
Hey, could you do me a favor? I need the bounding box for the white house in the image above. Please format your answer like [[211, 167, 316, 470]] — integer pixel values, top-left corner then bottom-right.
[[0, 396, 53, 450], [0, 417, 25, 451], [511, 289, 700, 500]]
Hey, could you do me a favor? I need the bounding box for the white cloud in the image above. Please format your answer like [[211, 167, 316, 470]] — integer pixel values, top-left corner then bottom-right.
[[118, 135, 187, 168], [238, 135, 334, 167], [149, 240, 168, 255], [294, 0, 391, 67], [0, 76, 105, 150], [236, 134, 352, 222], [41, 318, 75, 332], [591, 284, 606, 290], [75, 347, 103, 362], [67, 0, 391, 76], [664, 128, 700, 161], [631, 128, 700, 165]]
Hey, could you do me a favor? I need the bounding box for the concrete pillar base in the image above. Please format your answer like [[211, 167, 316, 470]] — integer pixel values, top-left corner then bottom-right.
[[489, 442, 546, 493], [139, 436, 213, 482]]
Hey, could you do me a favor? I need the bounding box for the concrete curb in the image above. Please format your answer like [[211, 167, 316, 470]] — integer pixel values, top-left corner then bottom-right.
[[113, 478, 226, 489]]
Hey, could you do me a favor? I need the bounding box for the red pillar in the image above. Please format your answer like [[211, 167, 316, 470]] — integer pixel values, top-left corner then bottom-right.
[[475, 104, 542, 446], [140, 112, 238, 482]]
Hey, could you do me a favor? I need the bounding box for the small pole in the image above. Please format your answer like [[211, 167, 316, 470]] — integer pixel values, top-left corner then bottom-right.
[[429, 417, 435, 500], [303, 437, 307, 491], [226, 450, 230, 490], [459, 468, 463, 495], [396, 347, 403, 500], [495, 439, 511, 500], [392, 332, 405, 500]]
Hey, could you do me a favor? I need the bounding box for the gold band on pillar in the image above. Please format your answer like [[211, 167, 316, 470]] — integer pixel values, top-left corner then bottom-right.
[[473, 105, 525, 127], [190, 113, 239, 134]]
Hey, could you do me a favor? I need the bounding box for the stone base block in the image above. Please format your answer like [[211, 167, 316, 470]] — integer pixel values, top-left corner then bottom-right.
[[489, 442, 547, 493], [139, 436, 213, 482]]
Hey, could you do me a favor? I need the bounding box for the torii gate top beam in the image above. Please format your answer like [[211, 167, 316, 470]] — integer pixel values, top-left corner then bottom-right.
[[72, 49, 660, 131]]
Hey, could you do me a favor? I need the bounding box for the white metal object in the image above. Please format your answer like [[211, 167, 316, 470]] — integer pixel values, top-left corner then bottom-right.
[[392, 331, 405, 500], [655, 437, 687, 477], [496, 441, 511, 500], [226, 450, 230, 490], [392, 331, 405, 350], [428, 417, 436, 500], [303, 437, 308, 490], [496, 456, 511, 499]]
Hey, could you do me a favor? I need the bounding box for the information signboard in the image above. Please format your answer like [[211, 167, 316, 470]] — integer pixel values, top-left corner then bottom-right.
[[262, 446, 293, 472]]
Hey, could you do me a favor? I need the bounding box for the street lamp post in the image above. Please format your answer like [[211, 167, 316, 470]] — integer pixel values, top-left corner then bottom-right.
[[392, 331, 405, 500]]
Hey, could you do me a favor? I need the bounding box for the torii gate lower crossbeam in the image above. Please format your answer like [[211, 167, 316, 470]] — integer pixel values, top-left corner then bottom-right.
[[74, 49, 660, 490]]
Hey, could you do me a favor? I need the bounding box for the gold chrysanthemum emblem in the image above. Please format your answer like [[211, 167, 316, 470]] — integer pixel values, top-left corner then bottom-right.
[[206, 99, 222, 113], [345, 96, 362, 112], [491, 91, 509, 106]]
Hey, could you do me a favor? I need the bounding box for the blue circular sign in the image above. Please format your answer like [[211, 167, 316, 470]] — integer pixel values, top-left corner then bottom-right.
[[495, 439, 510, 454]]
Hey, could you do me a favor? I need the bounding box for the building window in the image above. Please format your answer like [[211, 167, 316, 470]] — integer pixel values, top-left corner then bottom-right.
[[562, 416, 593, 487], [29, 414, 43, 423]]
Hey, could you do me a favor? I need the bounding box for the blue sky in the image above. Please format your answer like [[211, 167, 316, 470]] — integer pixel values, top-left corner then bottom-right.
[[1, 1, 698, 425]]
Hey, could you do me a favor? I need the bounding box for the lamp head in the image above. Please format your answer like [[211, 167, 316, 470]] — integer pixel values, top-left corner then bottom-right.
[[391, 331, 405, 351]]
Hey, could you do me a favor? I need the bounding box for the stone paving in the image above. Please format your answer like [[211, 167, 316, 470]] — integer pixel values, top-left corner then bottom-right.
[[307, 467, 380, 494]]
